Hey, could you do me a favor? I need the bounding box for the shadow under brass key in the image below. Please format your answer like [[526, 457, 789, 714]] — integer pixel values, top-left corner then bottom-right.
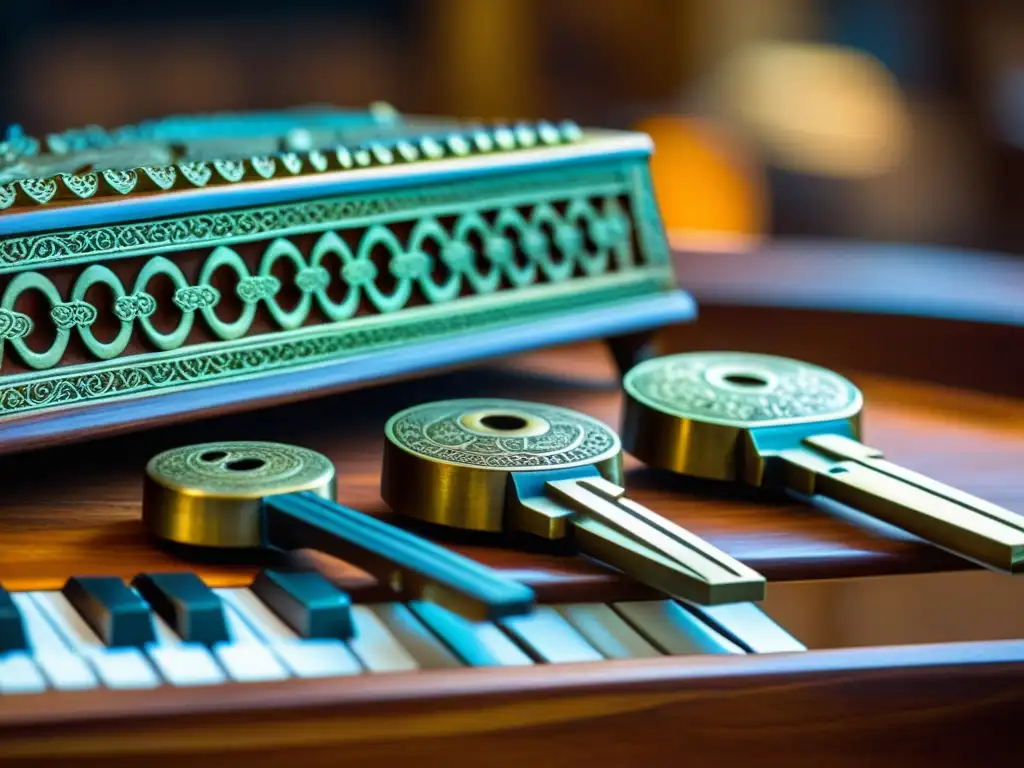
[[621, 351, 1024, 573], [381, 399, 766, 605], [143, 441, 535, 621]]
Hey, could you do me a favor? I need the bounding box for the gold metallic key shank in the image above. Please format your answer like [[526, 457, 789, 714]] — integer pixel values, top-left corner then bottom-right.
[[144, 441, 535, 621], [622, 351, 1024, 573], [381, 399, 766, 605]]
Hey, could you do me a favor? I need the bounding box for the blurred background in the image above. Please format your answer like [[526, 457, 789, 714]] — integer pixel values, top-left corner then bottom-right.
[[3, 0, 1024, 255]]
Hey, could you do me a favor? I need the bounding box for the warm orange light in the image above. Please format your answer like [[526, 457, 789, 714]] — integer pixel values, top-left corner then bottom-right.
[[636, 115, 767, 239], [710, 43, 910, 178]]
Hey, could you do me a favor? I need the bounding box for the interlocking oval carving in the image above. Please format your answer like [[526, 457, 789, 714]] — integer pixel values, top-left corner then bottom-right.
[[0, 195, 633, 370]]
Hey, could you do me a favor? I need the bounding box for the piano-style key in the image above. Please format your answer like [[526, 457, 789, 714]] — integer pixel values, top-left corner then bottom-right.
[[552, 603, 662, 660], [409, 601, 533, 668], [612, 600, 746, 656], [498, 606, 605, 663], [9, 593, 97, 691], [145, 616, 227, 687], [210, 590, 291, 683], [347, 605, 420, 673], [250, 570, 353, 640], [0, 585, 27, 653], [30, 591, 160, 689], [370, 603, 463, 669], [0, 652, 47, 694], [0, 569, 804, 696], [217, 588, 360, 679], [62, 576, 156, 648], [132, 572, 230, 646], [683, 602, 806, 654]]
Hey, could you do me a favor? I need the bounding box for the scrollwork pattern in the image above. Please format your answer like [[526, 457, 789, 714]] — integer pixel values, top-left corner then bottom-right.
[[0, 162, 627, 270], [50, 302, 97, 329], [113, 293, 156, 321], [0, 308, 31, 340], [173, 285, 220, 312]]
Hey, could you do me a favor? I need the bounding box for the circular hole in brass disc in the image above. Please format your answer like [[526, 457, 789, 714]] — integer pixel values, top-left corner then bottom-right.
[[458, 409, 550, 438], [723, 373, 769, 387], [225, 457, 267, 472], [705, 363, 779, 393], [480, 414, 528, 431]]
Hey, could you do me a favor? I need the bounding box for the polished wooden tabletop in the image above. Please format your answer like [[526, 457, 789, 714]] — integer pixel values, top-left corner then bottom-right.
[[1, 330, 1020, 601], [1, 243, 1023, 767]]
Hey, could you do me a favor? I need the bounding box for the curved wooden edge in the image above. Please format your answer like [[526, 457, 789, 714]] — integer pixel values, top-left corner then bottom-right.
[[2, 639, 1022, 764], [670, 238, 1024, 398], [672, 236, 1024, 327]]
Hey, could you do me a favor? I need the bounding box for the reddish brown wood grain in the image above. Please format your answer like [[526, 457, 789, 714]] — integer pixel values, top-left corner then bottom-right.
[[0, 242, 1021, 765], [1, 641, 1022, 766], [0, 335, 1020, 594]]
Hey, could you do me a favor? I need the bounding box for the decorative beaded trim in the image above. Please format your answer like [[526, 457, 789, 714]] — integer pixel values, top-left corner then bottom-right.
[[0, 120, 584, 211], [0, 162, 623, 271]]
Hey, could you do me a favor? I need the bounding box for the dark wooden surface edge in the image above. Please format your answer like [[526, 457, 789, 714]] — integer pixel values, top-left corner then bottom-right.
[[1, 640, 1022, 765]]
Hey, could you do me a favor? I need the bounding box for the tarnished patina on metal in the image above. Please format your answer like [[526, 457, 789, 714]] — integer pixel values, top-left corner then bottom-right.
[[0, 105, 691, 430], [622, 351, 1024, 574], [144, 440, 534, 621], [382, 398, 766, 606]]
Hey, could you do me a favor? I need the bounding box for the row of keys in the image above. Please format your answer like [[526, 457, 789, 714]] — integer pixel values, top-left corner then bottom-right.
[[0, 570, 805, 694]]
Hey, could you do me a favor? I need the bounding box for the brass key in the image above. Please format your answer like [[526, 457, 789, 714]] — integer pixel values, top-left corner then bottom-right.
[[381, 398, 766, 605], [143, 441, 535, 620], [621, 351, 1024, 573]]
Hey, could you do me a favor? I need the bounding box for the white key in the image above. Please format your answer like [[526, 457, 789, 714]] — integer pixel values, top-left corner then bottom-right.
[[273, 640, 363, 679], [613, 601, 746, 656], [553, 604, 661, 660], [499, 606, 605, 663], [348, 606, 419, 673], [11, 593, 96, 690], [684, 602, 806, 654], [409, 602, 533, 668], [227, 588, 360, 678], [145, 617, 227, 687], [30, 592, 160, 690], [0, 652, 47, 694], [215, 642, 290, 683], [370, 603, 462, 670], [212, 589, 290, 682], [214, 591, 267, 646]]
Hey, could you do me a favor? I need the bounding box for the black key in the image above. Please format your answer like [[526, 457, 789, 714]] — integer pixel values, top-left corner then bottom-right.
[[0, 584, 27, 652], [62, 576, 156, 647], [251, 570, 353, 639], [131, 572, 229, 646]]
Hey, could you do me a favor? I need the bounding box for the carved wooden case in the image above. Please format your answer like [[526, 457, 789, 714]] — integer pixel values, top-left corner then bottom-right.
[[0, 107, 692, 449]]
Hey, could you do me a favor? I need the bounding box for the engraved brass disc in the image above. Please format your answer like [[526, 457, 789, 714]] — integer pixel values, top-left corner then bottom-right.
[[144, 441, 336, 548], [621, 352, 863, 481], [382, 398, 623, 532]]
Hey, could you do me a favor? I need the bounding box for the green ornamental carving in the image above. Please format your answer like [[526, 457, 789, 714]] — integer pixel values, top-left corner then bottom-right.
[[0, 109, 684, 421], [0, 119, 584, 211], [0, 163, 627, 270], [0, 274, 662, 417], [0, 308, 31, 340], [0, 188, 638, 372]]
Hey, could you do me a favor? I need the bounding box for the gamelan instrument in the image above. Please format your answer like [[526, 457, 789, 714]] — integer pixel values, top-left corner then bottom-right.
[[0, 109, 1022, 768], [0, 106, 690, 452], [622, 351, 1024, 573], [381, 398, 765, 604]]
